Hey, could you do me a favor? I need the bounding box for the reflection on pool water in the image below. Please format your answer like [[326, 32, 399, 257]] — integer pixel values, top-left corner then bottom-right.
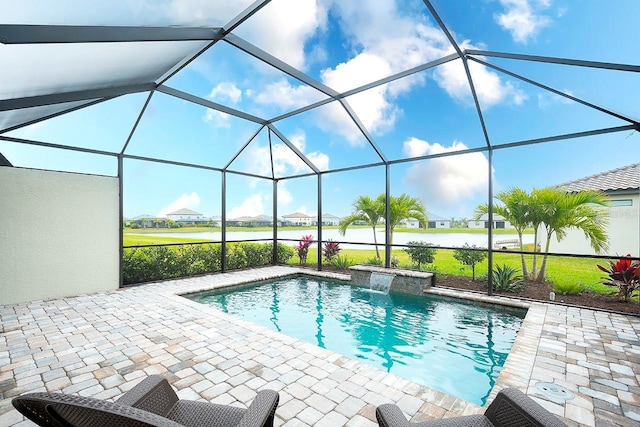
[[186, 276, 527, 405]]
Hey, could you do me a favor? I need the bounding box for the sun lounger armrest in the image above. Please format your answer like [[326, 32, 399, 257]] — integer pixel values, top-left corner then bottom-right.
[[376, 404, 412, 427], [13, 392, 184, 427], [116, 374, 179, 417], [236, 389, 280, 427], [484, 388, 568, 427]]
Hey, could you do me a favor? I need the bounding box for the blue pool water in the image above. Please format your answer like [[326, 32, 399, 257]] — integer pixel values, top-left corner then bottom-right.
[[187, 276, 526, 405]]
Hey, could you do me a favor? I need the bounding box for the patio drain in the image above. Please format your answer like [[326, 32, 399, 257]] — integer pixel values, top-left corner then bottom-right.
[[535, 382, 574, 400]]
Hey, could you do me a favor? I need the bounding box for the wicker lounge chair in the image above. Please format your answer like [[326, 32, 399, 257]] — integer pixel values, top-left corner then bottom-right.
[[376, 388, 568, 427], [12, 374, 279, 427]]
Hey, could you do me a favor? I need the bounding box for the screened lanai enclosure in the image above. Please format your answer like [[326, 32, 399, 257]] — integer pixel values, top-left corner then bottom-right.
[[1, 1, 639, 303]]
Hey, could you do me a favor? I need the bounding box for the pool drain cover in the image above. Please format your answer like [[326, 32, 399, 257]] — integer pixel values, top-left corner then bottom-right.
[[535, 382, 574, 400]]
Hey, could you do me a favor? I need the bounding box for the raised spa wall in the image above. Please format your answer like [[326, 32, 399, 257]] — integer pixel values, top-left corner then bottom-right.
[[349, 264, 434, 295]]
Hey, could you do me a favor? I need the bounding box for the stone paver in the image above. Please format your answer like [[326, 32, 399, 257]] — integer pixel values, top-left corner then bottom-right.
[[1, 266, 639, 426]]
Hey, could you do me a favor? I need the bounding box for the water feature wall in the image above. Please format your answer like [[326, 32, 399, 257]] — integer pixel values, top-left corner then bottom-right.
[[349, 265, 434, 295], [369, 271, 395, 292]]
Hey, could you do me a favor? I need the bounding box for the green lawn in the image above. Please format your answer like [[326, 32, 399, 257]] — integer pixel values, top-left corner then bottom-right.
[[123, 228, 614, 295], [286, 247, 613, 294], [123, 234, 213, 246]]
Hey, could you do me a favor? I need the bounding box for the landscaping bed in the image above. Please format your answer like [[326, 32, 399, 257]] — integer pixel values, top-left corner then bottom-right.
[[437, 275, 640, 316], [310, 265, 640, 316]]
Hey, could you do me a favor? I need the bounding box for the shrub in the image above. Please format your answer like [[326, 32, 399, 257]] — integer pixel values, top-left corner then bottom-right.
[[242, 243, 271, 267], [453, 244, 487, 281], [365, 257, 383, 266], [275, 243, 294, 264], [226, 244, 252, 270], [297, 235, 314, 264], [322, 240, 341, 262], [597, 255, 640, 302], [402, 241, 436, 270], [553, 282, 586, 296], [492, 264, 525, 292], [390, 256, 400, 268], [331, 254, 354, 269], [123, 242, 285, 285]]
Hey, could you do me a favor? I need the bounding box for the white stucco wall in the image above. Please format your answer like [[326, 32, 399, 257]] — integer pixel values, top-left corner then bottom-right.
[[540, 193, 640, 257], [0, 167, 120, 304]]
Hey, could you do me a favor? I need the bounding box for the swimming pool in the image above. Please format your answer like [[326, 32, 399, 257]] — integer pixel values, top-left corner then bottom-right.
[[186, 275, 526, 405]]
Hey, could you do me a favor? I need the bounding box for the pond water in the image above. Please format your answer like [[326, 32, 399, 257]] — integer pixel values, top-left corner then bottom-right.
[[139, 228, 533, 249]]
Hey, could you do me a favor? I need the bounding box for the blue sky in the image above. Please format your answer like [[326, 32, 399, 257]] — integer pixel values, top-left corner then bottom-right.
[[1, 0, 639, 220]]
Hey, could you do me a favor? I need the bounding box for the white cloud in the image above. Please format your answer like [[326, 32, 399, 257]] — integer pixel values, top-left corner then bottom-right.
[[402, 138, 490, 210], [245, 130, 329, 176], [254, 79, 322, 110], [316, 53, 402, 144], [167, 0, 325, 70], [306, 2, 527, 141], [234, 0, 326, 70], [203, 109, 231, 127], [278, 184, 293, 205], [433, 51, 528, 108], [229, 194, 264, 218], [537, 89, 575, 108], [157, 192, 201, 217], [209, 82, 242, 104], [307, 4, 450, 142], [495, 0, 551, 44]]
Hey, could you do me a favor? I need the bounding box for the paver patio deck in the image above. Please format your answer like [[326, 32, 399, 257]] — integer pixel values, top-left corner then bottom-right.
[[1, 266, 639, 426]]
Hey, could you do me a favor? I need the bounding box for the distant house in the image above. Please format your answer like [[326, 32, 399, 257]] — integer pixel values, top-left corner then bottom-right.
[[550, 163, 639, 256], [167, 208, 207, 224], [426, 212, 450, 229], [227, 215, 273, 227], [129, 214, 164, 228], [313, 213, 341, 226], [282, 212, 314, 226], [468, 213, 511, 229], [399, 218, 421, 228]]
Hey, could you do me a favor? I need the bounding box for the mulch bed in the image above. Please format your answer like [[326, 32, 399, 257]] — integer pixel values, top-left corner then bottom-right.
[[303, 265, 640, 316], [436, 275, 640, 316]]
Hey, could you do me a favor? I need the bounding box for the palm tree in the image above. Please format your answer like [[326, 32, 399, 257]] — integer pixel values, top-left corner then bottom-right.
[[165, 218, 175, 228], [475, 188, 532, 278], [534, 187, 609, 282], [140, 217, 149, 229], [380, 193, 427, 245], [153, 218, 160, 228], [339, 195, 384, 259]]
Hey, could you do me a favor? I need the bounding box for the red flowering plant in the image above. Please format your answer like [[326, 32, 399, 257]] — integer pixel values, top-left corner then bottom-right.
[[297, 235, 314, 264], [597, 255, 640, 302], [322, 239, 341, 262]]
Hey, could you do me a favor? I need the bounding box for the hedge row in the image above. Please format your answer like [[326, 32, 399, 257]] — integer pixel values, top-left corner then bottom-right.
[[123, 242, 294, 285]]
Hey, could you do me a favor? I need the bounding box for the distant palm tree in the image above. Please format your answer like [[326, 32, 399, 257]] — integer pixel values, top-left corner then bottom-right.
[[380, 193, 427, 245], [475, 187, 532, 278], [153, 218, 160, 228], [141, 217, 149, 229], [165, 218, 175, 228], [339, 195, 384, 259], [339, 193, 427, 260], [534, 187, 609, 282]]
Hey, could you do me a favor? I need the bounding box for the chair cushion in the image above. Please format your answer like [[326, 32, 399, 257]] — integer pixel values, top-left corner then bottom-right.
[[167, 400, 246, 427]]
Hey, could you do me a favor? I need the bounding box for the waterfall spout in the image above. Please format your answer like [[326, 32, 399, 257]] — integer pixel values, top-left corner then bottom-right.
[[369, 272, 395, 293]]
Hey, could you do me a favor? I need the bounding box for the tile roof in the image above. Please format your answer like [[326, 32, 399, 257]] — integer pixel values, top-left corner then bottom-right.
[[558, 163, 639, 192], [283, 212, 313, 218], [167, 208, 203, 215]]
